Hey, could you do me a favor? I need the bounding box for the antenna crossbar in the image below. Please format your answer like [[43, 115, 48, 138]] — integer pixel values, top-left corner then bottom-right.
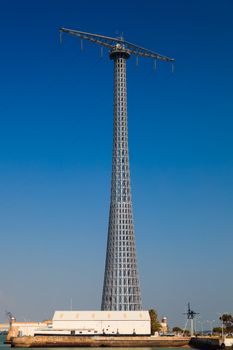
[[60, 27, 175, 63]]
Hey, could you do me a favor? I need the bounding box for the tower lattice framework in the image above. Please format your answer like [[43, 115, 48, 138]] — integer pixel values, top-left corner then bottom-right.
[[59, 26, 174, 312], [101, 50, 142, 311]]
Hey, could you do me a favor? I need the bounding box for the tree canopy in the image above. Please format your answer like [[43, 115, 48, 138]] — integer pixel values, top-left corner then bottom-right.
[[149, 309, 161, 334], [220, 314, 233, 334], [213, 327, 223, 334], [173, 326, 183, 333]]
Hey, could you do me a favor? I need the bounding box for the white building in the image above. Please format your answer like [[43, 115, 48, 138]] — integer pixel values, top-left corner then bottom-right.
[[35, 311, 151, 336], [7, 322, 51, 339], [160, 317, 168, 334]]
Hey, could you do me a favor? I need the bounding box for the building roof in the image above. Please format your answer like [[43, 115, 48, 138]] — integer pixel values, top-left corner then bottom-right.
[[12, 322, 48, 326], [53, 311, 150, 321]]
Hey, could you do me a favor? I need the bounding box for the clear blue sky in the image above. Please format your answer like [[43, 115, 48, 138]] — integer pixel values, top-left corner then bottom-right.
[[0, 0, 232, 328]]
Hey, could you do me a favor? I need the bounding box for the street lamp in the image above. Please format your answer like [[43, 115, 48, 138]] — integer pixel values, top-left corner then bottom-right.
[[207, 320, 215, 335], [217, 312, 226, 341], [197, 320, 204, 335], [220, 317, 224, 340]]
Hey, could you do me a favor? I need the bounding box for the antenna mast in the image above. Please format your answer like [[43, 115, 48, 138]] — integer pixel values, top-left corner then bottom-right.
[[183, 303, 199, 336]]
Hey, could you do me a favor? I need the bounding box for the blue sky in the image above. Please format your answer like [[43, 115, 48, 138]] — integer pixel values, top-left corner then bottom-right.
[[0, 0, 232, 327]]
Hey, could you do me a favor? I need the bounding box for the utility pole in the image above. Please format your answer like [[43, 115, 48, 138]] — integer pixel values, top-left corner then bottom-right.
[[60, 27, 174, 311], [183, 303, 199, 337]]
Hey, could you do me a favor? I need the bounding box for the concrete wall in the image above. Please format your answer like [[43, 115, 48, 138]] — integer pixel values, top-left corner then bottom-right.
[[12, 335, 191, 348]]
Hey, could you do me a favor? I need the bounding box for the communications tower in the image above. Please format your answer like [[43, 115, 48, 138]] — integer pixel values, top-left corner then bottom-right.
[[60, 27, 174, 311]]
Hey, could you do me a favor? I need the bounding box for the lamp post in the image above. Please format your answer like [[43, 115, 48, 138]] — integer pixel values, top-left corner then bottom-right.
[[221, 318, 224, 341], [212, 320, 215, 335], [217, 313, 225, 341], [198, 320, 204, 335], [206, 320, 215, 335]]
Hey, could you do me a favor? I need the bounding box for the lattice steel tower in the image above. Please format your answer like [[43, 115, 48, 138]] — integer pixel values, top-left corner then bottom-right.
[[60, 27, 174, 311]]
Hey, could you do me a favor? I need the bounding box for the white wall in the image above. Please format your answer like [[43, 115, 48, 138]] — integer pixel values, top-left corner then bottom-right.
[[10, 322, 48, 337], [51, 311, 151, 335]]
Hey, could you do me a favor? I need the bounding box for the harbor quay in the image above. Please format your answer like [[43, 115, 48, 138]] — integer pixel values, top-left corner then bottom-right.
[[190, 336, 233, 350], [11, 335, 191, 348], [5, 311, 233, 349], [6, 310, 191, 348]]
